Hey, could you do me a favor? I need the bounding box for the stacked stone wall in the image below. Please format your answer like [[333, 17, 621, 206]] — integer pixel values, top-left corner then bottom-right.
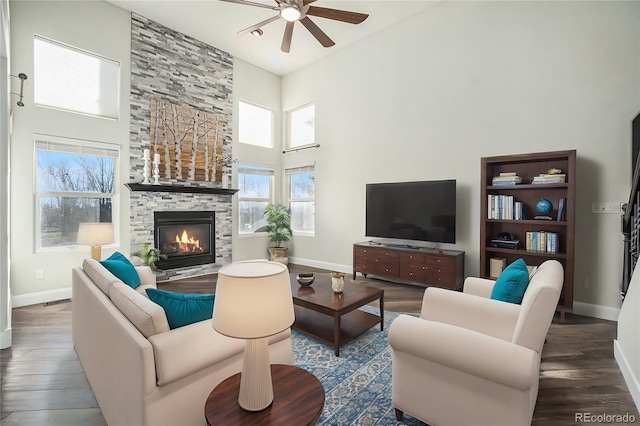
[[129, 13, 233, 281]]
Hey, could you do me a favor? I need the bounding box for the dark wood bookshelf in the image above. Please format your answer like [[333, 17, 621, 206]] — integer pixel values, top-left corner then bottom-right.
[[480, 150, 576, 314]]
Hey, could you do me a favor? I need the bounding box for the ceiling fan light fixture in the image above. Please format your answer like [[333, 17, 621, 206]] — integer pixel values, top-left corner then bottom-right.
[[251, 28, 263, 36], [280, 6, 301, 22]]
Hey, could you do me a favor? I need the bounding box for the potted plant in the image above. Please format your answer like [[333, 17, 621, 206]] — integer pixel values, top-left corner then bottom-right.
[[135, 243, 167, 271], [263, 203, 292, 261]]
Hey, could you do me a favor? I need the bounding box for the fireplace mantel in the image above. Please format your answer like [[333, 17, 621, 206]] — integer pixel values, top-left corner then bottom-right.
[[125, 183, 238, 195]]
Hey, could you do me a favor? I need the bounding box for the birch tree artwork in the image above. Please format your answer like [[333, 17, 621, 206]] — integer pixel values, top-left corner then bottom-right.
[[149, 99, 225, 182]]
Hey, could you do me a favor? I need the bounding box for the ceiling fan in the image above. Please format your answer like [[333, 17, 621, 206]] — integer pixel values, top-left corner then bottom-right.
[[220, 0, 369, 53]]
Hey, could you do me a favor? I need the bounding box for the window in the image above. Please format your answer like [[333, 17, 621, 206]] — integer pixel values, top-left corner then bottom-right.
[[237, 164, 274, 234], [34, 35, 120, 119], [286, 165, 315, 234], [35, 135, 119, 250], [238, 101, 274, 148], [286, 102, 315, 149]]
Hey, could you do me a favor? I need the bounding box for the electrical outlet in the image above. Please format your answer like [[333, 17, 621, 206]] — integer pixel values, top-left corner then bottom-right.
[[592, 202, 622, 214], [35, 269, 45, 280]]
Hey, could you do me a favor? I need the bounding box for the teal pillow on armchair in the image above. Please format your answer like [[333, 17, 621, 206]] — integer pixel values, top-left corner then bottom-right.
[[490, 258, 530, 304]]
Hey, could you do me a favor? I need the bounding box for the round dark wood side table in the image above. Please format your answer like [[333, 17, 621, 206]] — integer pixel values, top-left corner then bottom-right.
[[204, 364, 325, 426]]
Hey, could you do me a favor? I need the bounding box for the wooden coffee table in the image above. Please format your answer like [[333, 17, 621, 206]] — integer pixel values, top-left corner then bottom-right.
[[204, 364, 324, 426], [290, 273, 384, 356]]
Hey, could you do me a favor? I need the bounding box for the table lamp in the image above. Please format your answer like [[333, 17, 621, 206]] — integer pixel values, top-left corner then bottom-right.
[[77, 222, 114, 261], [212, 260, 294, 411]]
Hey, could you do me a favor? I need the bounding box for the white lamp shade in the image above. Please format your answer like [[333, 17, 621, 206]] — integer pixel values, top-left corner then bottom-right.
[[213, 260, 294, 339], [77, 222, 115, 245]]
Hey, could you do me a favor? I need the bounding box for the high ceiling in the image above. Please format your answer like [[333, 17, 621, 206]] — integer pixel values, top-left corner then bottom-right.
[[106, 0, 441, 76]]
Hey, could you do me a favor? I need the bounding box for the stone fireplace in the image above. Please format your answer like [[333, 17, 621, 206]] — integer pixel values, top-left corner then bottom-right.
[[154, 211, 215, 270], [127, 185, 234, 282], [127, 14, 234, 281]]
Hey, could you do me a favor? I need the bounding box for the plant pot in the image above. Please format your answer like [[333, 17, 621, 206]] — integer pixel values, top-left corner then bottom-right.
[[268, 247, 288, 264]]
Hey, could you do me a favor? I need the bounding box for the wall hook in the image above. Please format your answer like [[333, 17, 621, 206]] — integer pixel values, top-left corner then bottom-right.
[[10, 73, 28, 107]]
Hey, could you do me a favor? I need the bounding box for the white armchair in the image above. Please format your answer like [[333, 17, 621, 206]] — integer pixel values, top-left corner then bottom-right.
[[388, 259, 564, 426]]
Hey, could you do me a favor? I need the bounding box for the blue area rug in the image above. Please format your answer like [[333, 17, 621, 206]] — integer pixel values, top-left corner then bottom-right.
[[292, 306, 425, 426]]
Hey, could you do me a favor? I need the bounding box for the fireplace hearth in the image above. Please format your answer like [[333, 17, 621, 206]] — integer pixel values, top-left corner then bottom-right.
[[154, 211, 215, 270]]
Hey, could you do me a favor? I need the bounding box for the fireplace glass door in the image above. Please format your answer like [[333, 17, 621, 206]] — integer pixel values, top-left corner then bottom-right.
[[154, 211, 215, 269]]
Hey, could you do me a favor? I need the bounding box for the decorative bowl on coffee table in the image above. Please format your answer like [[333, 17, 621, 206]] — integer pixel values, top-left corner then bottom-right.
[[297, 275, 315, 286]]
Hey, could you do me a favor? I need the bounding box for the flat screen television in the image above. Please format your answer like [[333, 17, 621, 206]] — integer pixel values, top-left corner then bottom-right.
[[366, 179, 456, 244]]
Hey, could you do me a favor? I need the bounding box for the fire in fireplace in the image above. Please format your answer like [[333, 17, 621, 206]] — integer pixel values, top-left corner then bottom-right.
[[154, 211, 215, 269]]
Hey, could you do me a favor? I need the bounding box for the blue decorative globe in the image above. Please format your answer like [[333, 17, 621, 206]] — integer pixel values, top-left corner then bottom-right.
[[536, 198, 552, 214]]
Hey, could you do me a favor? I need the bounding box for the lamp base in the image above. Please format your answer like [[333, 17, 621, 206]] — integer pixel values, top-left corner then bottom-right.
[[90, 245, 102, 261], [238, 337, 273, 411]]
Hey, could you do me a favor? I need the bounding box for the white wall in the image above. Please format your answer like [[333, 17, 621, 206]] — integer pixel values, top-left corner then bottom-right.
[[614, 11, 640, 413], [282, 0, 640, 314], [231, 59, 283, 261], [615, 271, 640, 412], [1, 0, 11, 348], [9, 0, 131, 304]]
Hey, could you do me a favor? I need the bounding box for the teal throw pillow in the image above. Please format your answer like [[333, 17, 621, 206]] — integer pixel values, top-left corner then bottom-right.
[[100, 251, 141, 289], [146, 288, 215, 329], [490, 258, 529, 304]]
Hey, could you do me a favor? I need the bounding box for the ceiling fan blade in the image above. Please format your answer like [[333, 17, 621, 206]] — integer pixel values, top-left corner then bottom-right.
[[306, 6, 368, 24], [300, 16, 335, 48], [302, 0, 317, 5], [238, 15, 280, 36], [219, 0, 278, 11], [281, 21, 294, 53]]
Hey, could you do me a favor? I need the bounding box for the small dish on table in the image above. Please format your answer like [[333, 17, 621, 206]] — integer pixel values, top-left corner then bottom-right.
[[296, 274, 315, 286]]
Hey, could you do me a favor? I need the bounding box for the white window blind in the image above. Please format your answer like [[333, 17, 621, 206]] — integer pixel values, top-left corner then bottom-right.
[[35, 138, 119, 159], [34, 35, 120, 119], [238, 101, 274, 148]]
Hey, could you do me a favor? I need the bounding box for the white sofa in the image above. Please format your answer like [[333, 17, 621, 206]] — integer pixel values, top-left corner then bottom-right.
[[389, 259, 563, 426], [72, 258, 292, 426]]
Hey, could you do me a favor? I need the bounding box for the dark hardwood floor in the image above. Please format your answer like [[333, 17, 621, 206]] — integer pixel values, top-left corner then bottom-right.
[[1, 264, 638, 425]]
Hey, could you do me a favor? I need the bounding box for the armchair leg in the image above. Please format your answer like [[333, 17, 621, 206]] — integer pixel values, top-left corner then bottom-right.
[[394, 407, 404, 421]]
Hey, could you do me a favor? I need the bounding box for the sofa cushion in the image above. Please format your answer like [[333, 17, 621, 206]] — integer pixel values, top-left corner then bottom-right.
[[148, 321, 291, 386], [146, 288, 215, 329], [491, 258, 529, 304], [100, 252, 141, 289], [109, 282, 170, 338], [83, 258, 121, 295]]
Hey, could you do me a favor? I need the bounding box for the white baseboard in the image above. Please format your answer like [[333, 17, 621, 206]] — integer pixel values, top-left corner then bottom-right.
[[0, 327, 11, 349], [11, 288, 72, 308], [573, 301, 620, 321], [614, 339, 640, 413], [288, 257, 351, 274]]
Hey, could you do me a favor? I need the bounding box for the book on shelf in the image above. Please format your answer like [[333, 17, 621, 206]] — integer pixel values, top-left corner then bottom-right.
[[487, 195, 524, 220], [499, 172, 517, 177], [492, 175, 522, 185], [531, 174, 566, 184], [525, 231, 559, 253], [557, 197, 567, 221]]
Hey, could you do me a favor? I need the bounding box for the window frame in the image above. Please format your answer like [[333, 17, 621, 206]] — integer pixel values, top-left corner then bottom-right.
[[285, 164, 315, 236], [34, 134, 120, 253], [285, 102, 315, 150], [237, 163, 275, 236], [238, 100, 275, 149]]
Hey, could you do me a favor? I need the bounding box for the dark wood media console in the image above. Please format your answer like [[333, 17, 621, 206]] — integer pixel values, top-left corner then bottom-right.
[[353, 242, 465, 290]]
